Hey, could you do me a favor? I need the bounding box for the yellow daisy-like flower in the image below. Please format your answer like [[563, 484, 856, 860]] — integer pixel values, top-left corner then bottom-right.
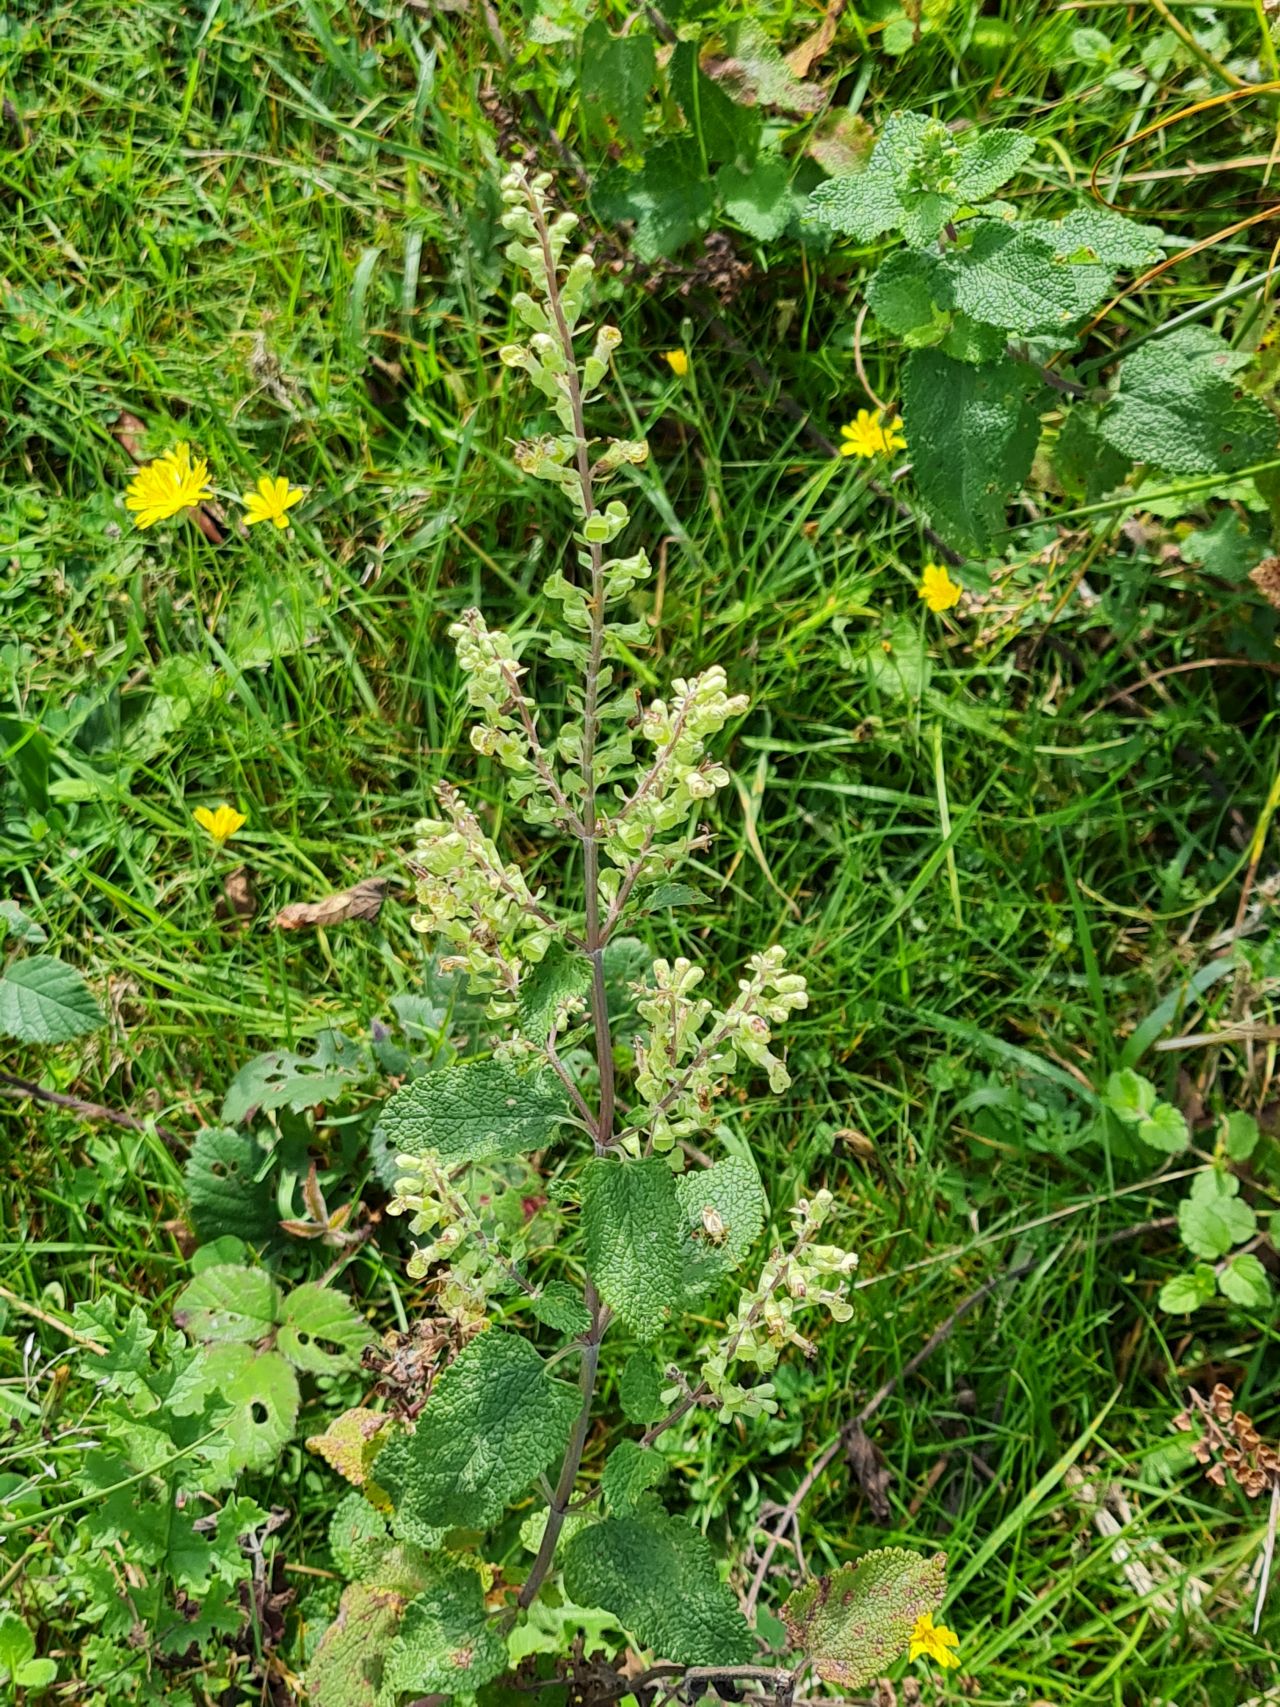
[[193, 804, 247, 845], [124, 442, 213, 529], [242, 474, 305, 530], [663, 349, 689, 377], [839, 408, 907, 459], [918, 562, 963, 613], [909, 1611, 960, 1669]]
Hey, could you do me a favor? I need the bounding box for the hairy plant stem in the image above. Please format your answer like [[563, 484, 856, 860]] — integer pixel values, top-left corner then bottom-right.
[[517, 1281, 605, 1611], [525, 179, 617, 1152], [510, 175, 618, 1622]]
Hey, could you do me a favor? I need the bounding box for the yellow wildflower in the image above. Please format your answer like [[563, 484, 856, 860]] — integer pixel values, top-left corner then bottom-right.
[[242, 474, 305, 530], [909, 1611, 960, 1668], [918, 562, 963, 613], [663, 349, 689, 377], [839, 408, 906, 459], [124, 442, 213, 529], [193, 804, 247, 845]]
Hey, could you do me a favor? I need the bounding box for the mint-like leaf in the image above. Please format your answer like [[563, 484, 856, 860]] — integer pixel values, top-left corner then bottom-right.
[[562, 1508, 754, 1666], [1104, 1069, 1156, 1125], [782, 1549, 947, 1688], [618, 1350, 665, 1425], [1137, 1100, 1189, 1155], [901, 351, 1045, 554], [382, 1558, 507, 1696], [676, 1154, 766, 1285], [530, 1280, 591, 1338], [1223, 1111, 1260, 1161], [0, 955, 103, 1044], [1218, 1252, 1270, 1309], [1158, 1266, 1217, 1314], [307, 1582, 409, 1707], [378, 1060, 566, 1165], [601, 1441, 666, 1515], [947, 224, 1083, 337], [1178, 1170, 1257, 1259], [719, 154, 796, 242], [377, 1330, 578, 1529], [1101, 327, 1276, 477], [582, 1158, 686, 1340], [595, 140, 716, 262], [518, 943, 590, 1046]]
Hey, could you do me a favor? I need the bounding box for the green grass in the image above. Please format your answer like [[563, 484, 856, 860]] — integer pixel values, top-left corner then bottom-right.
[[3, 1, 1280, 1702]]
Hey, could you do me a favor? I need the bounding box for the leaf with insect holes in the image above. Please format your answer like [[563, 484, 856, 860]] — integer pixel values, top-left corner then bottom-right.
[[381, 1556, 507, 1696], [1104, 1069, 1156, 1125], [1101, 327, 1276, 477], [377, 1060, 567, 1165], [1218, 1252, 1271, 1309], [783, 1549, 948, 1688], [186, 1343, 299, 1473], [173, 1264, 281, 1344], [618, 1350, 665, 1425], [562, 1507, 754, 1666], [277, 1282, 370, 1374], [1137, 1100, 1189, 1155], [221, 1030, 371, 1123], [377, 1330, 578, 1530], [0, 955, 103, 1044], [1178, 1169, 1256, 1259], [601, 1441, 667, 1515], [1158, 1265, 1217, 1314], [900, 350, 1045, 554], [184, 1125, 279, 1244], [582, 1158, 686, 1340]]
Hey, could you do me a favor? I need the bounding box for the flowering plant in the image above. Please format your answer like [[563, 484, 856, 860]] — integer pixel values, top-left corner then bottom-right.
[[303, 168, 953, 1703]]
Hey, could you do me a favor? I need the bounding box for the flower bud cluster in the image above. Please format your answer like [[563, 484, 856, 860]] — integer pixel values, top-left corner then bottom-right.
[[700, 1190, 857, 1421], [604, 667, 750, 874], [410, 784, 553, 1008], [631, 945, 808, 1151], [388, 1151, 530, 1331]]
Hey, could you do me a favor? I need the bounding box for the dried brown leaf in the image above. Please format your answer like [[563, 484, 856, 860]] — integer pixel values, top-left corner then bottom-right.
[[1251, 557, 1280, 608], [843, 1417, 893, 1523], [787, 0, 847, 79], [274, 878, 392, 931]]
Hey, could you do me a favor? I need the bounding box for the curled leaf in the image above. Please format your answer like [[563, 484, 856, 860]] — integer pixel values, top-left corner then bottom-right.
[[274, 877, 394, 931]]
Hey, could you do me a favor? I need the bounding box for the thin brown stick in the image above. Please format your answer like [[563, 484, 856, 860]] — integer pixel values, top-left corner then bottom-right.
[[0, 1072, 181, 1147], [0, 1283, 107, 1355]]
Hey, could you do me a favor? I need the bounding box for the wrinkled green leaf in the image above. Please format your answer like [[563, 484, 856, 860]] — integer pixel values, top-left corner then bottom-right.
[[184, 1125, 279, 1244], [562, 1507, 754, 1666], [719, 154, 796, 242], [595, 139, 717, 261], [382, 1558, 507, 1696], [676, 1154, 766, 1285], [782, 1549, 948, 1688], [1102, 327, 1276, 477], [900, 351, 1045, 554], [0, 954, 103, 1044], [618, 1350, 665, 1425], [530, 1280, 591, 1338], [378, 1059, 567, 1165], [377, 1330, 578, 1529], [582, 1158, 686, 1340], [601, 1441, 666, 1515]]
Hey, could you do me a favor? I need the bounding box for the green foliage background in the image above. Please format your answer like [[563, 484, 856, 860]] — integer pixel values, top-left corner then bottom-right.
[[2, 0, 1280, 1702]]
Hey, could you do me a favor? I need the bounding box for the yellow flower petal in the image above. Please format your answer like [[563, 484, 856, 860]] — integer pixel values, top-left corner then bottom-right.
[[917, 562, 963, 614], [909, 1612, 960, 1668], [242, 473, 305, 529], [663, 349, 689, 376], [124, 443, 213, 530], [838, 408, 907, 460], [193, 804, 247, 845]]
